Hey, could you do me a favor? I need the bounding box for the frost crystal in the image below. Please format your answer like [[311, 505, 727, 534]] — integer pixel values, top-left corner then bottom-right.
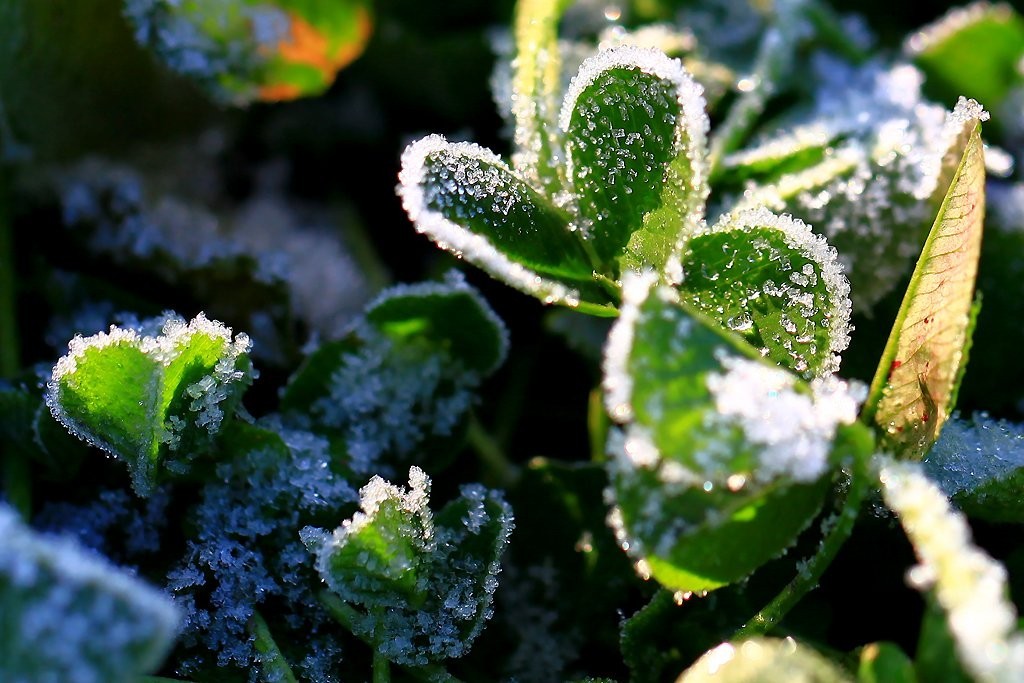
[[923, 413, 1024, 498], [879, 460, 1024, 682], [0, 504, 179, 683], [729, 59, 985, 310], [167, 421, 357, 675], [706, 354, 864, 484], [308, 468, 514, 666]]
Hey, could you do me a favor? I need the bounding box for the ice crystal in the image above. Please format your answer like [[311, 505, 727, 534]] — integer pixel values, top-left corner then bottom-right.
[[706, 355, 864, 484], [730, 59, 983, 310], [308, 468, 514, 666], [168, 420, 357, 676], [879, 459, 1024, 682], [0, 504, 179, 683], [924, 413, 1024, 498]]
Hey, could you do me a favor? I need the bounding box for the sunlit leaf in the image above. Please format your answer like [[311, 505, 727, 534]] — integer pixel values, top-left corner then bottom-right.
[[679, 206, 851, 378], [398, 134, 614, 313], [560, 45, 709, 276], [865, 103, 987, 459], [46, 313, 253, 495], [677, 637, 853, 682], [601, 274, 864, 592]]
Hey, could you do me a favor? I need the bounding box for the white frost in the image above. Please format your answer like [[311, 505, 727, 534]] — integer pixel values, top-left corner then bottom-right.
[[879, 459, 1024, 682], [706, 353, 864, 483], [601, 270, 658, 422], [398, 134, 582, 307]]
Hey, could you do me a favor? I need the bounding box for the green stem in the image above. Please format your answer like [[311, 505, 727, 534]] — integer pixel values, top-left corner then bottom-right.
[[319, 592, 465, 683], [373, 650, 391, 683], [250, 611, 298, 683], [733, 466, 869, 640], [467, 415, 519, 488]]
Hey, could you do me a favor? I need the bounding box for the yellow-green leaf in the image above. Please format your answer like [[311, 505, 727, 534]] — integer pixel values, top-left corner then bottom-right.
[[865, 101, 987, 459]]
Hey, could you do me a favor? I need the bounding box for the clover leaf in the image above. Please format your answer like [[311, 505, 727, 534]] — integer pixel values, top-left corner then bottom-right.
[[306, 466, 514, 666], [46, 312, 254, 495]]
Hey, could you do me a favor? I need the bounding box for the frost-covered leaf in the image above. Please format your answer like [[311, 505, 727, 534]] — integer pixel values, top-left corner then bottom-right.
[[167, 419, 356, 673], [46, 313, 253, 495], [727, 62, 979, 311], [717, 126, 835, 187], [906, 2, 1024, 112], [678, 206, 851, 378], [281, 273, 507, 475], [923, 414, 1024, 523], [866, 105, 987, 460], [399, 135, 611, 311], [0, 503, 179, 682], [676, 637, 853, 682], [308, 467, 514, 666], [365, 274, 509, 376], [857, 642, 917, 683], [510, 0, 574, 190], [601, 274, 866, 592], [125, 0, 372, 104], [878, 459, 1024, 682], [560, 45, 709, 275], [0, 381, 88, 479]]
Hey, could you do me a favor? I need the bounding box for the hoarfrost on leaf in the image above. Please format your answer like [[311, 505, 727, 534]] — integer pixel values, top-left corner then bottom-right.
[[0, 503, 180, 683], [879, 459, 1024, 682], [308, 467, 514, 666]]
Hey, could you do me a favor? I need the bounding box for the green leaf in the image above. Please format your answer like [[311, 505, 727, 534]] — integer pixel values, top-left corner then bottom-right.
[[677, 637, 853, 682], [399, 135, 613, 312], [560, 45, 709, 276], [602, 274, 864, 592], [365, 273, 509, 376], [309, 467, 514, 665], [865, 105, 987, 459], [858, 642, 917, 683], [914, 601, 973, 683], [716, 126, 835, 188], [125, 0, 372, 104], [923, 413, 1024, 523], [46, 313, 253, 495], [907, 3, 1024, 112], [678, 206, 852, 378], [510, 0, 574, 191], [0, 504, 179, 681], [281, 274, 507, 475]]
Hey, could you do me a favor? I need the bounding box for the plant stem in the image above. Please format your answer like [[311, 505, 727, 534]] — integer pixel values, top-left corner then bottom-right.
[[373, 650, 391, 683], [467, 415, 519, 488], [733, 466, 869, 640], [250, 610, 298, 683], [319, 592, 465, 683]]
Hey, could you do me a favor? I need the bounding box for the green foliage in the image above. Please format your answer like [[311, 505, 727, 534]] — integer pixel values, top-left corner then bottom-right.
[[7, 0, 1024, 681], [306, 466, 514, 666], [0, 504, 179, 682], [45, 313, 254, 495]]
